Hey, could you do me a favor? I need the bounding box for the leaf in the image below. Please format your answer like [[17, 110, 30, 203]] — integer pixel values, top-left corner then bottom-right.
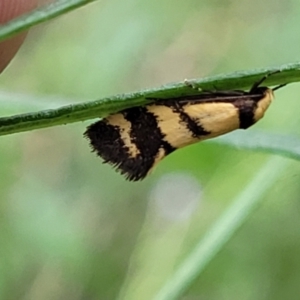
[[1, 63, 300, 136]]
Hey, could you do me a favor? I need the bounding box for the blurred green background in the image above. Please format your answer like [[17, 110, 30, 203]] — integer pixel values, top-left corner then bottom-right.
[[1, 0, 300, 299]]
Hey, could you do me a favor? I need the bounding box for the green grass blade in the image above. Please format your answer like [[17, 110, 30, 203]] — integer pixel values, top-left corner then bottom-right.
[[0, 0, 97, 41], [0, 62, 300, 136], [209, 130, 300, 161], [153, 156, 289, 300]]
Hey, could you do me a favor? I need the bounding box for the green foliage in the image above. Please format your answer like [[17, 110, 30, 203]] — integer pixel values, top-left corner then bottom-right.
[[1, 1, 300, 300]]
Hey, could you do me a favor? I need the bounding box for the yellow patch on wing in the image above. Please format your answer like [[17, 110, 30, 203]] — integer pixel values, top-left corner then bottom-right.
[[183, 102, 240, 139], [107, 113, 141, 157], [147, 147, 166, 176], [146, 104, 199, 148], [254, 89, 274, 122]]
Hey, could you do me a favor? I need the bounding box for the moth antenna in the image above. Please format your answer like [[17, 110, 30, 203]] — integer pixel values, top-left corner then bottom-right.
[[250, 70, 281, 92], [272, 83, 287, 91]]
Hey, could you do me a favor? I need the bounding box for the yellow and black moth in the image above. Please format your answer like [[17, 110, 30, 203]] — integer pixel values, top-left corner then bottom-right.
[[84, 73, 285, 181]]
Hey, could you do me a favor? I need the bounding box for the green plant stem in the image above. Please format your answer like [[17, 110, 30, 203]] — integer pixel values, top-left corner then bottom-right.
[[153, 156, 289, 300], [0, 0, 97, 41], [1, 62, 300, 136], [209, 130, 300, 161]]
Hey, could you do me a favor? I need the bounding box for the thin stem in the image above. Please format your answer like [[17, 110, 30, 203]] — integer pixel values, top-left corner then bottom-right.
[[1, 62, 300, 136], [0, 0, 97, 41]]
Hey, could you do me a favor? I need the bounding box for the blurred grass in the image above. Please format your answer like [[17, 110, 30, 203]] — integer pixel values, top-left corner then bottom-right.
[[1, 0, 300, 300], [153, 157, 289, 300], [0, 0, 97, 41]]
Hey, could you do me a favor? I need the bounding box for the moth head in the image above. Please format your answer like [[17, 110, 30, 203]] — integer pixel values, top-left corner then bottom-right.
[[253, 82, 286, 122], [253, 87, 274, 122]]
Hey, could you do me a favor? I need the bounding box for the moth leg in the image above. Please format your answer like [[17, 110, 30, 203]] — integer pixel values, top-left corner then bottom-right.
[[145, 96, 165, 103]]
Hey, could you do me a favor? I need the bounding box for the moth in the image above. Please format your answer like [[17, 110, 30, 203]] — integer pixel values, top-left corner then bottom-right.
[[84, 72, 285, 181]]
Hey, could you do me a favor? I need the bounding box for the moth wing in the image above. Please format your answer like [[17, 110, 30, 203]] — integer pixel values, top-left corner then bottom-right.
[[84, 108, 174, 181]]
